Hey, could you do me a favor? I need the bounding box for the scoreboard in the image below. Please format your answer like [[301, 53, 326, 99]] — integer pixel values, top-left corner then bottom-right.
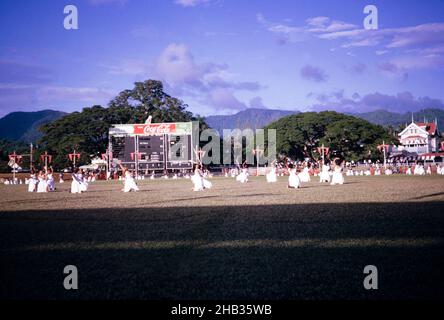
[[109, 122, 195, 172]]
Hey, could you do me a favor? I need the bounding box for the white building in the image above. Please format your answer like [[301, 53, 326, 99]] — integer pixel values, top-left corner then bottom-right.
[[396, 120, 440, 155]]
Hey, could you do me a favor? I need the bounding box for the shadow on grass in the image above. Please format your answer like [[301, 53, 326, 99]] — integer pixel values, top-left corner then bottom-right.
[[1, 201, 443, 300]]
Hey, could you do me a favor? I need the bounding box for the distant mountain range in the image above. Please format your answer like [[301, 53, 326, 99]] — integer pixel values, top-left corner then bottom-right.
[[0, 107, 443, 143], [205, 108, 297, 134], [0, 110, 67, 143], [353, 108, 444, 129]]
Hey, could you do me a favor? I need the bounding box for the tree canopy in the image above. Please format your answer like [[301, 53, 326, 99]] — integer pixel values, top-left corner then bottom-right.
[[38, 80, 205, 169], [0, 139, 29, 172], [265, 111, 398, 162]]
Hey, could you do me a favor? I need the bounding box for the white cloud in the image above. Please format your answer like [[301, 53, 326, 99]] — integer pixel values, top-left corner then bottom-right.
[[174, 0, 209, 7], [154, 43, 264, 113], [257, 14, 444, 70], [37, 86, 114, 103], [101, 59, 149, 76]]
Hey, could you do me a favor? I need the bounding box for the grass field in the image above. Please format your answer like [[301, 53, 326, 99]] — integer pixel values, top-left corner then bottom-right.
[[1, 175, 443, 300]]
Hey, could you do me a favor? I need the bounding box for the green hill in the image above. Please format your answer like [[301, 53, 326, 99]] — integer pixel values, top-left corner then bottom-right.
[[354, 108, 444, 129], [0, 110, 67, 143]]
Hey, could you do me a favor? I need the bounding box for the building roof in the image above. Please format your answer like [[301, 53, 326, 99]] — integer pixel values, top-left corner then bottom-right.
[[420, 152, 444, 157], [416, 122, 437, 135]]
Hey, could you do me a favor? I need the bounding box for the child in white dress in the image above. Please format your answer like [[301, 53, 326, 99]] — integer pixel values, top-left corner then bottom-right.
[[319, 163, 330, 183], [27, 171, 38, 192], [236, 166, 249, 183], [118, 162, 139, 192], [298, 164, 311, 183], [47, 168, 55, 192], [266, 166, 277, 183], [330, 161, 344, 185], [37, 171, 48, 193], [71, 168, 83, 194], [78, 170, 89, 192], [191, 166, 212, 191], [414, 164, 425, 175], [287, 164, 301, 189]]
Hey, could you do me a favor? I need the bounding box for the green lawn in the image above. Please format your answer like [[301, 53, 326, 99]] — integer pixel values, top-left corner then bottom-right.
[[1, 175, 443, 299]]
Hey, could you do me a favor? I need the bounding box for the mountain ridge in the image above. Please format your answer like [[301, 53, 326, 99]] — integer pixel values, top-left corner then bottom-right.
[[0, 109, 67, 143], [1, 107, 443, 144]]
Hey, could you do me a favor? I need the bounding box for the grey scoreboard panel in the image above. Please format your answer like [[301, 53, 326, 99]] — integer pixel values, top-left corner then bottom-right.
[[166, 135, 193, 170], [138, 135, 165, 169], [111, 134, 193, 171]]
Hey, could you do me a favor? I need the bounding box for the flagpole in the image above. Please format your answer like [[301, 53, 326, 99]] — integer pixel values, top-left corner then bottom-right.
[[30, 143, 33, 171], [322, 143, 325, 165], [383, 141, 387, 169], [12, 151, 16, 182]]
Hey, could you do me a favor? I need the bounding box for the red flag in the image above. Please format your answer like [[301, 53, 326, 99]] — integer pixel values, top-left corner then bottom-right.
[[377, 145, 389, 152], [317, 147, 329, 155]]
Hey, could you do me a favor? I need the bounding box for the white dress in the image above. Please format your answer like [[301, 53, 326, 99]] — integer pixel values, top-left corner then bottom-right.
[[298, 167, 311, 183], [37, 176, 48, 193], [123, 171, 139, 192], [236, 168, 249, 183], [78, 174, 88, 192], [70, 173, 83, 193], [203, 177, 212, 189], [191, 171, 204, 191], [414, 165, 425, 175], [28, 174, 38, 192], [47, 173, 55, 191], [330, 166, 344, 185], [288, 169, 301, 188], [266, 167, 277, 183], [319, 165, 330, 183], [406, 168, 412, 175]]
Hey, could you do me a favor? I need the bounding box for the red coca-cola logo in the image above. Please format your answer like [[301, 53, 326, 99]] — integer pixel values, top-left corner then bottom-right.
[[133, 123, 176, 135]]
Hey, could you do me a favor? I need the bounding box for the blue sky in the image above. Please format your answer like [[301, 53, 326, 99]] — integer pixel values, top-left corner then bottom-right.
[[1, 0, 444, 117]]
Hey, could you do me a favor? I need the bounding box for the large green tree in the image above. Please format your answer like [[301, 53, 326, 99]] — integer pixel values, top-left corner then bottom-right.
[[265, 111, 398, 162], [38, 80, 205, 169]]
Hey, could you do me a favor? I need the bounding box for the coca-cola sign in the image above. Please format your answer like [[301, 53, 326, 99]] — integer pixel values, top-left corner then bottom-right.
[[110, 122, 192, 136], [133, 123, 177, 135]]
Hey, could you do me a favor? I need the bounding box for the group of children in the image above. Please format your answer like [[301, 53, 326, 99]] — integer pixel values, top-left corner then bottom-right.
[[218, 159, 345, 191], [343, 163, 444, 176], [26, 169, 56, 193], [14, 158, 444, 194]]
